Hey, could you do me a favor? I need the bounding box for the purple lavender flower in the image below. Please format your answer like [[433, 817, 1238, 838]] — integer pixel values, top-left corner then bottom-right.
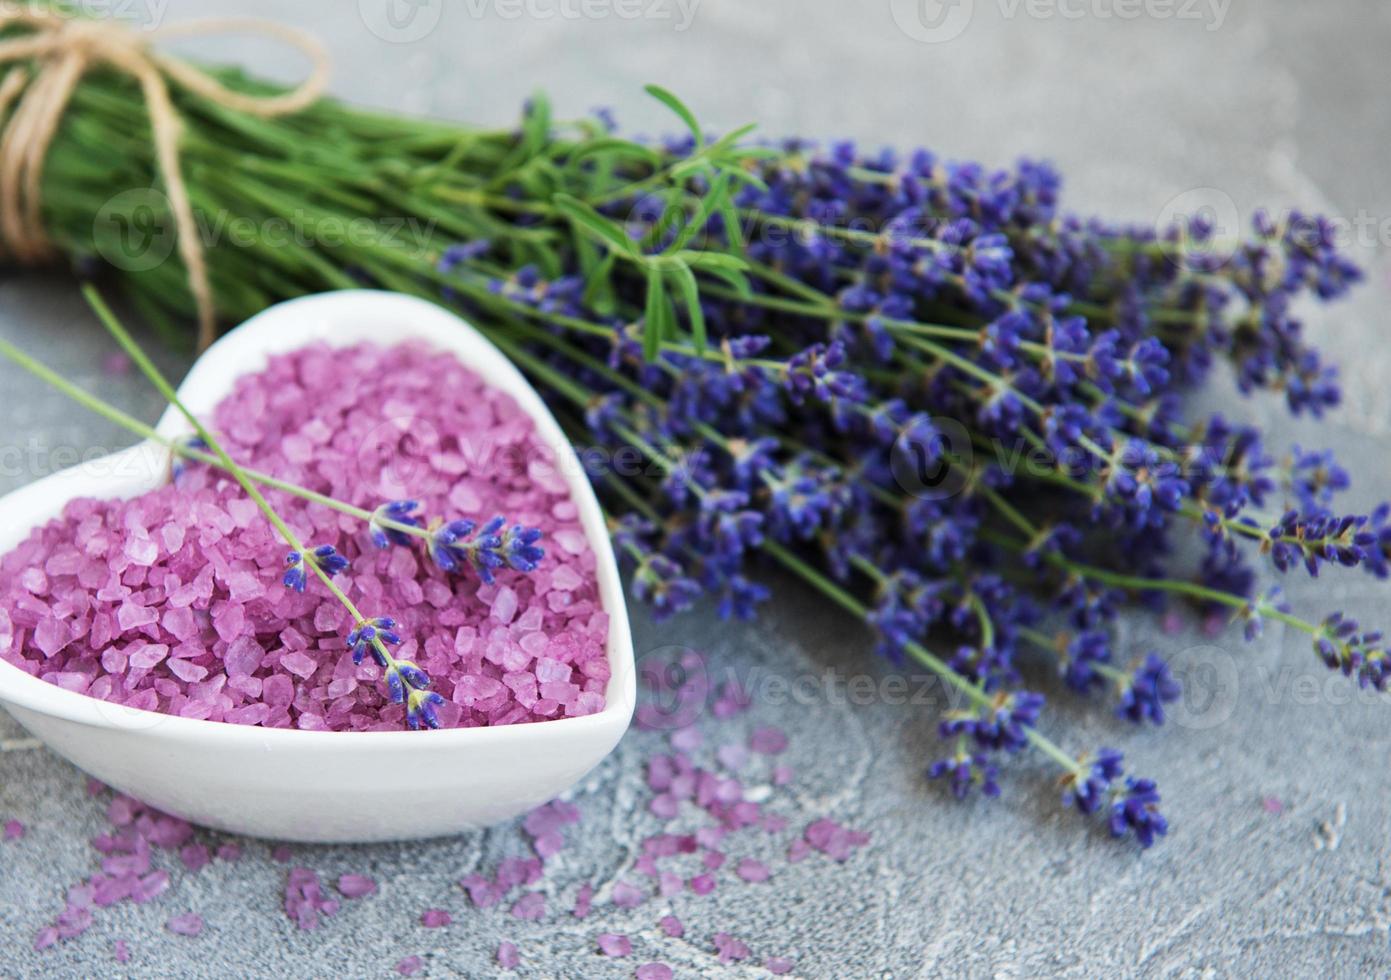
[[430, 516, 544, 583], [282, 545, 349, 593], [1116, 653, 1181, 725], [369, 500, 424, 548]]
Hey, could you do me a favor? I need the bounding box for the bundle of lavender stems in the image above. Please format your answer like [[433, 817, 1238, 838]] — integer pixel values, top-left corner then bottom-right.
[[29, 66, 1387, 846]]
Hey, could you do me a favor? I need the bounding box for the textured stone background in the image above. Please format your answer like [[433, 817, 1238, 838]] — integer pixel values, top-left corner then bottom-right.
[[2, 1, 1390, 977]]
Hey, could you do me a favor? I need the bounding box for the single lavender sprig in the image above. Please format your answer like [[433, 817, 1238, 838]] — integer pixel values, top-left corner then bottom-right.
[[81, 287, 441, 730]]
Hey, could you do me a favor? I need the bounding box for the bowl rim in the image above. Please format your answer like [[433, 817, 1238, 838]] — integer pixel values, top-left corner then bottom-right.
[[0, 289, 636, 748]]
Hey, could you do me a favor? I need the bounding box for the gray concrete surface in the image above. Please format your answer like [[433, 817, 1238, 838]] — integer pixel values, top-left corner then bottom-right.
[[2, 1, 1391, 976]]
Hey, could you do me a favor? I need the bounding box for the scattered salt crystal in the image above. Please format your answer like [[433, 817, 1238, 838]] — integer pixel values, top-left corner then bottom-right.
[[113, 939, 131, 963], [689, 874, 716, 896], [420, 908, 452, 928], [636, 964, 673, 980], [766, 956, 795, 974], [497, 941, 520, 969], [572, 883, 593, 919], [4, 819, 25, 840], [165, 913, 203, 937], [395, 955, 424, 976], [338, 874, 377, 898], [611, 879, 645, 909], [717, 743, 750, 772], [750, 726, 789, 755], [510, 892, 546, 921], [596, 933, 631, 957], [713, 933, 750, 963], [179, 843, 209, 872], [736, 858, 771, 883]]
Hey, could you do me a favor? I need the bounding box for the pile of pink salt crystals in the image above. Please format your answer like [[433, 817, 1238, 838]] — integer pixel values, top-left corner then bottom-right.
[[0, 341, 610, 731]]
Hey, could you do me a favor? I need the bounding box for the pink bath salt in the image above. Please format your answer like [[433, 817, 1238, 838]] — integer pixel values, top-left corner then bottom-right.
[[572, 883, 594, 920], [689, 874, 716, 896], [550, 564, 583, 592], [179, 843, 210, 873], [670, 727, 703, 752], [167, 658, 207, 683], [636, 965, 673, 980], [216, 843, 241, 862], [736, 858, 771, 883], [127, 644, 167, 671], [262, 675, 295, 707], [649, 794, 679, 820], [3, 819, 24, 840], [497, 941, 521, 969], [659, 915, 684, 938], [596, 933, 631, 957], [611, 880, 645, 909], [223, 635, 263, 676], [510, 892, 546, 921], [0, 342, 607, 732], [420, 908, 452, 928], [766, 956, 795, 974], [165, 913, 203, 937], [337, 874, 377, 898], [279, 651, 318, 680], [460, 873, 501, 909], [113, 939, 131, 963], [716, 743, 750, 772], [804, 818, 871, 861], [396, 956, 424, 976], [713, 933, 750, 964], [491, 586, 518, 625], [749, 726, 789, 755]]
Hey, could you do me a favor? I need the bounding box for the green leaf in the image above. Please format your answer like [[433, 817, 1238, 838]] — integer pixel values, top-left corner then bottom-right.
[[522, 92, 552, 156], [582, 251, 619, 317], [667, 172, 730, 254], [669, 261, 707, 352], [676, 250, 749, 272], [643, 264, 666, 361], [700, 264, 753, 299], [551, 193, 636, 256], [706, 122, 757, 157], [567, 137, 662, 169], [718, 198, 746, 251], [644, 84, 704, 149]]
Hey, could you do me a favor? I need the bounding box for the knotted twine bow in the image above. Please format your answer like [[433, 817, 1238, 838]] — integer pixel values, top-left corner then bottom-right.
[[0, 7, 329, 349]]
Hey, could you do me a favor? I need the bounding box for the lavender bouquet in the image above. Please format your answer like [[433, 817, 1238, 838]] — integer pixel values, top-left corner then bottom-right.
[[10, 32, 1387, 848]]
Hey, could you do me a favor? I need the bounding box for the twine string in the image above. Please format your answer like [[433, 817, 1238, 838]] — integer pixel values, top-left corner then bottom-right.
[[0, 8, 329, 349]]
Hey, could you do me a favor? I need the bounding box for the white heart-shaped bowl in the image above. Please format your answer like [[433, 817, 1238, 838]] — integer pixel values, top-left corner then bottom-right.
[[0, 290, 635, 842]]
